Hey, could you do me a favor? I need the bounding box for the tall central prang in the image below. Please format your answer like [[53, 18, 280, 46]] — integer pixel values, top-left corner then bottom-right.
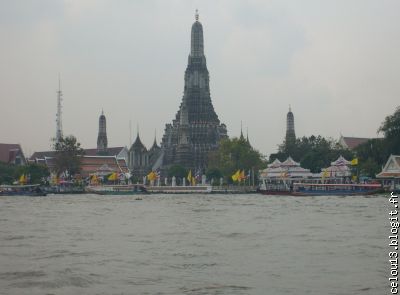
[[160, 11, 228, 171]]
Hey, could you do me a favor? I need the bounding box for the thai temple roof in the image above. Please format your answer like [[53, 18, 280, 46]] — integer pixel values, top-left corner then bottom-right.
[[85, 147, 125, 157], [44, 155, 129, 177], [30, 150, 56, 160], [281, 156, 300, 167], [0, 143, 25, 164], [260, 156, 311, 179], [150, 136, 160, 150], [330, 155, 351, 166], [377, 155, 400, 178], [340, 136, 370, 150], [131, 133, 147, 151], [321, 155, 351, 178], [30, 147, 125, 160], [268, 158, 282, 168]]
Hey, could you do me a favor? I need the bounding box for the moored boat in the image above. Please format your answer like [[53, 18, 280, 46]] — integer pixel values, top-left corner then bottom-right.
[[0, 184, 47, 197], [258, 179, 293, 195], [291, 183, 383, 196], [146, 185, 212, 194], [86, 184, 148, 195]]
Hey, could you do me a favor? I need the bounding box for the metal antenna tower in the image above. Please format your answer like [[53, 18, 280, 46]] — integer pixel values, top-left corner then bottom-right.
[[56, 74, 63, 142]]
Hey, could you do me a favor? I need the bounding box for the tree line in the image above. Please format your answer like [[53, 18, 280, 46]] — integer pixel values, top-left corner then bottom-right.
[[1, 107, 398, 184], [270, 106, 400, 177]]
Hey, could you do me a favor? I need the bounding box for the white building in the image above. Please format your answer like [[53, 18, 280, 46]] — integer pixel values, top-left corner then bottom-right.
[[259, 157, 312, 180], [376, 155, 400, 192]]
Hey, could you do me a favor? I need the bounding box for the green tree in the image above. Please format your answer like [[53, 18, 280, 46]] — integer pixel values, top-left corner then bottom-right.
[[52, 135, 85, 177], [379, 106, 400, 155], [0, 162, 49, 185], [0, 162, 17, 184], [349, 107, 400, 177], [358, 157, 381, 178], [167, 165, 187, 179], [206, 167, 223, 184], [15, 163, 50, 184], [354, 138, 388, 177], [271, 135, 353, 173], [206, 167, 223, 180], [208, 137, 265, 181]]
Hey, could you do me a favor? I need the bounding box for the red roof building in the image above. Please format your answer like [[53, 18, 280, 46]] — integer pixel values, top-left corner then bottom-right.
[[30, 147, 130, 178], [339, 136, 370, 150], [30, 147, 128, 163], [44, 155, 130, 177], [0, 143, 26, 165], [79, 156, 129, 177]]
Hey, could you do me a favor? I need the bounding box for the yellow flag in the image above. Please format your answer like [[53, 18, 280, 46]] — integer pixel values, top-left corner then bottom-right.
[[187, 170, 192, 183], [108, 172, 118, 181], [52, 175, 59, 185], [147, 171, 156, 181], [351, 158, 358, 166], [19, 174, 26, 184], [231, 170, 240, 181], [322, 169, 329, 178]]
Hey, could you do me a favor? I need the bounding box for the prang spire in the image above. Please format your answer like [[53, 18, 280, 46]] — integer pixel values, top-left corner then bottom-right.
[[240, 120, 245, 141], [159, 12, 227, 170], [286, 105, 296, 146], [97, 110, 108, 154], [190, 9, 204, 57]]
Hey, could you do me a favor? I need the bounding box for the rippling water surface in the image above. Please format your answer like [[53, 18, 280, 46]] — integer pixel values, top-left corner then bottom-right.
[[0, 194, 387, 294]]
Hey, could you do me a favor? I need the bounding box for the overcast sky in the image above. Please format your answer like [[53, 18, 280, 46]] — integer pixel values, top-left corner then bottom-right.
[[0, 0, 399, 157]]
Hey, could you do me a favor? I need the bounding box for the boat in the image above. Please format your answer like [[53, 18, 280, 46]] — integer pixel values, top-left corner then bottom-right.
[[291, 182, 383, 196], [44, 181, 86, 194], [258, 178, 383, 196], [0, 184, 47, 197], [146, 185, 212, 194], [258, 179, 293, 195], [211, 185, 258, 194], [86, 184, 148, 195]]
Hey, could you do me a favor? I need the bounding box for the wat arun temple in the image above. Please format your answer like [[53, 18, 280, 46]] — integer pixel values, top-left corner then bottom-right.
[[128, 12, 228, 176], [160, 11, 227, 169]]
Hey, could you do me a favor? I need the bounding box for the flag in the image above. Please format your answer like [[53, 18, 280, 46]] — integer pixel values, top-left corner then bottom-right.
[[19, 174, 26, 184], [351, 158, 358, 166], [51, 175, 59, 185], [239, 170, 246, 181], [322, 169, 329, 178], [108, 172, 118, 181], [90, 174, 99, 184], [187, 170, 192, 183], [147, 171, 157, 181], [195, 169, 201, 181], [231, 169, 240, 181]]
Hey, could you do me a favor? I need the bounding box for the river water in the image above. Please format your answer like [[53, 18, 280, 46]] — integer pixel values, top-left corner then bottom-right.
[[0, 194, 388, 295]]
